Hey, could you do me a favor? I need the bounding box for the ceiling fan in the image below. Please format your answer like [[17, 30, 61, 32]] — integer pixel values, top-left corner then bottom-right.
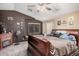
[[27, 3, 59, 12]]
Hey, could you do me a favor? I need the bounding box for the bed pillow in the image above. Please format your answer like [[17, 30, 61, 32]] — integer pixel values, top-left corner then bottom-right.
[[56, 31, 67, 35], [68, 35, 76, 41], [60, 33, 69, 39], [60, 34, 76, 41]]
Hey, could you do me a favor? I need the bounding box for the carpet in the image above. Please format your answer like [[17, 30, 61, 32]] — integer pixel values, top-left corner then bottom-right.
[[0, 41, 28, 56]]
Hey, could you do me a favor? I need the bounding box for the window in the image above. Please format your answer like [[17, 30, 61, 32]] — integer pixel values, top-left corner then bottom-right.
[[28, 23, 41, 34]]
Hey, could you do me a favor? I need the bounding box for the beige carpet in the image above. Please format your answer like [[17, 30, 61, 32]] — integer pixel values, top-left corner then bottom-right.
[[0, 41, 28, 56]]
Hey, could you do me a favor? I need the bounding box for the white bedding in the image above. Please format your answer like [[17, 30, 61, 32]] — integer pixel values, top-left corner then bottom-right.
[[33, 35, 77, 56]]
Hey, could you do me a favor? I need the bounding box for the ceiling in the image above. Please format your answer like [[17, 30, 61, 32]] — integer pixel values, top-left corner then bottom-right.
[[0, 3, 79, 21]]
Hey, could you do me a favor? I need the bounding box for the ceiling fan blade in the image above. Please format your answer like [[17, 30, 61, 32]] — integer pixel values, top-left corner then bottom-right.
[[38, 3, 44, 6], [38, 3, 51, 6], [27, 8, 32, 12], [46, 3, 51, 5], [46, 7, 52, 11], [27, 5, 35, 7]]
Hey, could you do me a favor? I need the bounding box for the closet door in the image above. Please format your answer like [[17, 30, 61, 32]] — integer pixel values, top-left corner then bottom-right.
[[46, 22, 53, 34]]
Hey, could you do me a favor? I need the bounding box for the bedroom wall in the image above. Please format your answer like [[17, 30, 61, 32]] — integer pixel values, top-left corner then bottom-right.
[[54, 11, 79, 29], [0, 10, 42, 42], [43, 11, 79, 34]]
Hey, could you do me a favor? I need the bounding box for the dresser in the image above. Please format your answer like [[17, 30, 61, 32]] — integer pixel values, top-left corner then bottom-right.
[[0, 32, 13, 49]]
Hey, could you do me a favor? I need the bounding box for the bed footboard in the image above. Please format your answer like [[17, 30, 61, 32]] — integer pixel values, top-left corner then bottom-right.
[[28, 35, 50, 56]]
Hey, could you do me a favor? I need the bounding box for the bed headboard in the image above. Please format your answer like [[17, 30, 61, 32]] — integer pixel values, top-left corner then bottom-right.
[[52, 29, 79, 46]]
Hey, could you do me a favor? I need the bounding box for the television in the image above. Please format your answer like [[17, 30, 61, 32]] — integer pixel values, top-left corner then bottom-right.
[[2, 40, 11, 48]]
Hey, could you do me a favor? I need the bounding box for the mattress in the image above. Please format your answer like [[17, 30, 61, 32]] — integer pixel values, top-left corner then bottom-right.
[[0, 41, 28, 56]]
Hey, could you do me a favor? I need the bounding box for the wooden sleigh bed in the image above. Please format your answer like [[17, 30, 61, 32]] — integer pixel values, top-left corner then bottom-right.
[[28, 29, 79, 56]]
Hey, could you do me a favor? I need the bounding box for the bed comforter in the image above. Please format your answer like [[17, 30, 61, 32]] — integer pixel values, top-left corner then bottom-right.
[[33, 35, 77, 56]]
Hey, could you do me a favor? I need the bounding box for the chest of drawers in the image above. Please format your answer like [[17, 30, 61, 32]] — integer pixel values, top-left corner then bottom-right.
[[0, 33, 13, 49]]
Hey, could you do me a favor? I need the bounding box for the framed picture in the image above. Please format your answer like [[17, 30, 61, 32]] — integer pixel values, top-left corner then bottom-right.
[[62, 20, 67, 24], [57, 20, 61, 25], [68, 16, 74, 25]]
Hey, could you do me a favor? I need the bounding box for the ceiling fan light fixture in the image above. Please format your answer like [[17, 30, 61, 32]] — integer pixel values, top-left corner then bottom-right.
[[36, 4, 48, 12]]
